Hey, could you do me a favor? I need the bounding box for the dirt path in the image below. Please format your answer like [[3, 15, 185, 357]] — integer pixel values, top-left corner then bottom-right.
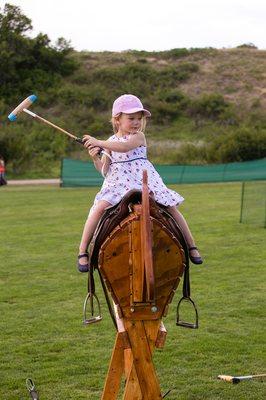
[[7, 179, 60, 186]]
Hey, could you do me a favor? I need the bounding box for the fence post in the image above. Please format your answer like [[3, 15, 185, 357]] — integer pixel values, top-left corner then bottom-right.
[[222, 163, 228, 182], [239, 182, 245, 223], [179, 165, 186, 184], [264, 200, 266, 228], [60, 158, 63, 187]]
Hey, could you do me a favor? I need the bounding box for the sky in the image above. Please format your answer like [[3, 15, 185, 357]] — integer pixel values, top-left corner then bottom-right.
[[1, 0, 266, 51]]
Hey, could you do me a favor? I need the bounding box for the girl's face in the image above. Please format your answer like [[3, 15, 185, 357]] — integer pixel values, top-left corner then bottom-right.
[[117, 112, 143, 134]]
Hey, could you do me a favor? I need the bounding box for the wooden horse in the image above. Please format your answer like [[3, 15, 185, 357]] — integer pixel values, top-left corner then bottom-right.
[[83, 170, 198, 399]]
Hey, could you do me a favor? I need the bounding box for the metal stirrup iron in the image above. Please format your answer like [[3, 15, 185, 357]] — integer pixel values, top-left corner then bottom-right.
[[83, 266, 102, 325], [176, 256, 199, 329], [176, 296, 199, 329]]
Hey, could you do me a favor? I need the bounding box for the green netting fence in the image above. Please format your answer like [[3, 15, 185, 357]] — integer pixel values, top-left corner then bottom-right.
[[240, 181, 266, 228], [61, 158, 266, 187]]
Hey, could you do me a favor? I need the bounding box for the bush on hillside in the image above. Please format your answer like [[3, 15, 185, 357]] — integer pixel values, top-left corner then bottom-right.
[[58, 84, 109, 110], [163, 48, 217, 59], [237, 43, 257, 49], [158, 63, 199, 84], [173, 142, 207, 164], [151, 89, 189, 123], [188, 93, 236, 123], [166, 48, 190, 58], [206, 128, 266, 163], [0, 122, 68, 173]]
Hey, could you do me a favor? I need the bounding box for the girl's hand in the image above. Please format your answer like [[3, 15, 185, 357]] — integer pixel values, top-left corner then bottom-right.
[[88, 146, 101, 159], [83, 135, 101, 148]]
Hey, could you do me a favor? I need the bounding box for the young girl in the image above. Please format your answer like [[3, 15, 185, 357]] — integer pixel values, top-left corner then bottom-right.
[[0, 155, 7, 186], [78, 94, 202, 272]]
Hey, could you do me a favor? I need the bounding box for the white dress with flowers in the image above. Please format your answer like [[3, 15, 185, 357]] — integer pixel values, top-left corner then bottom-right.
[[90, 134, 184, 211]]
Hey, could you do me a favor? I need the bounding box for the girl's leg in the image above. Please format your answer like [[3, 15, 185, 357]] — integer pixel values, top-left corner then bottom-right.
[[168, 206, 202, 260], [78, 200, 111, 265]]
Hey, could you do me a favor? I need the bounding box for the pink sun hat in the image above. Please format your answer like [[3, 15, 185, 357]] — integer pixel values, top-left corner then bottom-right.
[[112, 94, 151, 117]]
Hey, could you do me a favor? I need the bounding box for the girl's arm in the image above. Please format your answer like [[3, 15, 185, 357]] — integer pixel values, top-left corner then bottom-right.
[[88, 147, 103, 173], [83, 132, 146, 153], [88, 147, 111, 176], [101, 152, 111, 176]]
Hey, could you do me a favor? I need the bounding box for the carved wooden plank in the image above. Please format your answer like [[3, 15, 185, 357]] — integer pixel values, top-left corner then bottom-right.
[[131, 219, 144, 303], [123, 349, 142, 400], [101, 333, 125, 400], [124, 320, 162, 399], [141, 170, 155, 302], [114, 304, 131, 349], [155, 321, 167, 348], [123, 320, 161, 399]]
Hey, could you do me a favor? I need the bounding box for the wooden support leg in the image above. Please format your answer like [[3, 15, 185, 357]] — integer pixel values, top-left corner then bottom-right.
[[124, 320, 162, 400], [101, 333, 125, 400], [123, 350, 142, 400]]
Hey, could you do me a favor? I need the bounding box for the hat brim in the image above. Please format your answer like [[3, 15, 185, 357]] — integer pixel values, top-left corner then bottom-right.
[[113, 107, 151, 117]]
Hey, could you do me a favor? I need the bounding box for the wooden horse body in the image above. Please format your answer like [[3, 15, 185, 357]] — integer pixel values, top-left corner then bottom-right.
[[86, 171, 195, 399]]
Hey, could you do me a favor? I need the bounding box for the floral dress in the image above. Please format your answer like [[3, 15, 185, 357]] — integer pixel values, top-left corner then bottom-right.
[[90, 134, 184, 212]]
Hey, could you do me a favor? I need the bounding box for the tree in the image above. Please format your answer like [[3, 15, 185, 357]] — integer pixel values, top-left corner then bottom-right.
[[0, 3, 32, 36], [0, 3, 77, 101]]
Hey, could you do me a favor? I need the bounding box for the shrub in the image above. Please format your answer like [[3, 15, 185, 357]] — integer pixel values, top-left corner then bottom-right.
[[58, 84, 109, 111], [189, 93, 233, 121], [151, 100, 182, 124], [173, 142, 207, 164], [236, 43, 257, 49], [159, 63, 199, 84], [150, 89, 189, 123], [166, 48, 190, 58], [206, 128, 266, 163], [158, 89, 189, 106]]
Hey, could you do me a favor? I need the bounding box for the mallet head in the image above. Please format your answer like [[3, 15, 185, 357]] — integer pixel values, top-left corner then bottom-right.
[[8, 94, 37, 121]]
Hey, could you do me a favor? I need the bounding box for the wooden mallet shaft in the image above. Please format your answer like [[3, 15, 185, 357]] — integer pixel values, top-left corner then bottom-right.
[[218, 374, 266, 384], [8, 94, 83, 144], [23, 109, 83, 143]]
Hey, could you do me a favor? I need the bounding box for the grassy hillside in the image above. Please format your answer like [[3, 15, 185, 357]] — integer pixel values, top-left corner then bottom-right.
[[72, 47, 266, 114], [2, 47, 266, 177]]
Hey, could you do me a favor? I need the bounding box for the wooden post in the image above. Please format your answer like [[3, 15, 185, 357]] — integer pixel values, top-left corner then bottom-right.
[[123, 320, 162, 399], [101, 333, 125, 400]]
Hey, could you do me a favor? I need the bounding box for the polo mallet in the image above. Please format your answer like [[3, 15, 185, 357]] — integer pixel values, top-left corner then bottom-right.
[[26, 378, 39, 399], [8, 95, 84, 144], [218, 374, 266, 384]]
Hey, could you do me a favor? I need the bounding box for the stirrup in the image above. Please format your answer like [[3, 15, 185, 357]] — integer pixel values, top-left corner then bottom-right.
[[176, 296, 199, 329], [83, 292, 102, 325]]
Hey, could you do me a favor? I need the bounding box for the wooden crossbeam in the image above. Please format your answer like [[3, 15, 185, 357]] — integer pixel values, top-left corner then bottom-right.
[[124, 320, 162, 399], [101, 333, 125, 400]]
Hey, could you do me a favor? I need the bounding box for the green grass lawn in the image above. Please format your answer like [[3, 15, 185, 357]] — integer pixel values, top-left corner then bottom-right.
[[0, 183, 265, 399]]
